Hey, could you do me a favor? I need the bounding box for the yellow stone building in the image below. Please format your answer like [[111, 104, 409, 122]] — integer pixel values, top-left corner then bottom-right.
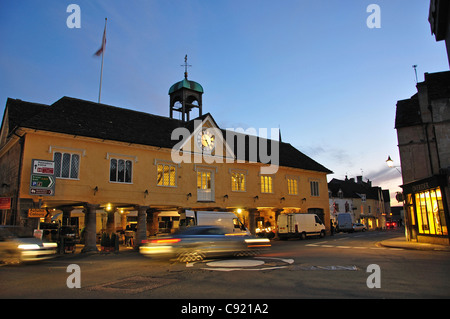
[[0, 75, 332, 251]]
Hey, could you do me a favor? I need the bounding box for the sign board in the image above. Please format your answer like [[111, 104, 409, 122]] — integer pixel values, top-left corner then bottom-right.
[[0, 197, 11, 209], [34, 229, 43, 239], [30, 159, 55, 196], [28, 208, 47, 218], [31, 175, 55, 188], [32, 159, 55, 175]]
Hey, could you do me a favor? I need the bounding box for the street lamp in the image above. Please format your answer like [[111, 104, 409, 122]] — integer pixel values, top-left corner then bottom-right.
[[386, 155, 401, 174]]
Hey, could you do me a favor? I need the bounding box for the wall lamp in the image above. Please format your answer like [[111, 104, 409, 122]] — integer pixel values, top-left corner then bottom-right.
[[93, 186, 98, 195], [186, 193, 192, 200], [144, 189, 149, 198]]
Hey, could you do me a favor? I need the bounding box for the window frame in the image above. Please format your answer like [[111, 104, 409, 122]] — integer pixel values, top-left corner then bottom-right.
[[109, 157, 133, 184], [156, 163, 177, 187], [53, 151, 81, 180], [286, 176, 299, 195], [310, 180, 320, 197], [230, 170, 247, 192], [260, 175, 273, 194]]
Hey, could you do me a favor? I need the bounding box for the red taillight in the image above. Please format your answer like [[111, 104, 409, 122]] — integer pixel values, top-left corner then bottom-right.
[[150, 238, 181, 244]]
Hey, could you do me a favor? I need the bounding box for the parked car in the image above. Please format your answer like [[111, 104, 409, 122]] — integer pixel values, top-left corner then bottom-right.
[[140, 225, 270, 262], [0, 226, 58, 264], [352, 223, 367, 232]]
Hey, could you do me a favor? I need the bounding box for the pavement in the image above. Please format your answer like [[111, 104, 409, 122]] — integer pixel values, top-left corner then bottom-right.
[[378, 236, 450, 252]]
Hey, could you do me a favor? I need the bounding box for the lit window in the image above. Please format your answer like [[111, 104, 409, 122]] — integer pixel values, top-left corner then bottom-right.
[[287, 178, 298, 195], [197, 171, 211, 190], [261, 175, 273, 193], [231, 172, 246, 192], [157, 164, 177, 187], [54, 152, 80, 179]]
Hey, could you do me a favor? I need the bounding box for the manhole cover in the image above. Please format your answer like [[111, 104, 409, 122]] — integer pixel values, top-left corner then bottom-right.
[[206, 259, 265, 268], [87, 276, 177, 294]]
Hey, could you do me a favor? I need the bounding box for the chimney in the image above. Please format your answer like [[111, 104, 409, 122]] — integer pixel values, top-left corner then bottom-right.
[[357, 176, 363, 184]]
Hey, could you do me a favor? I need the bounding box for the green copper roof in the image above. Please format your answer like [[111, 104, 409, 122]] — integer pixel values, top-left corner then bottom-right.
[[168, 78, 204, 94]]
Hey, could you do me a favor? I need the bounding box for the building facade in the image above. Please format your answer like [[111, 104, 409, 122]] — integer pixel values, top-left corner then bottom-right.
[[395, 71, 450, 245], [328, 176, 389, 230], [0, 75, 332, 251]]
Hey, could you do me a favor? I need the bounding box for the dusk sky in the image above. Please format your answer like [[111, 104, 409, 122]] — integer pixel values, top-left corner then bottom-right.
[[1, 1, 448, 204]]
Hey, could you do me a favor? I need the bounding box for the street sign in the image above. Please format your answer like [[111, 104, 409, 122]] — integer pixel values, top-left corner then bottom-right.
[[30, 188, 54, 196], [28, 208, 47, 218], [31, 175, 55, 188], [32, 159, 55, 175], [30, 159, 55, 196], [0, 197, 11, 209]]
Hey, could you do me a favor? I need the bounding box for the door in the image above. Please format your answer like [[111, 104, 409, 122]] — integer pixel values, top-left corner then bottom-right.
[[287, 214, 296, 233], [197, 169, 215, 202]]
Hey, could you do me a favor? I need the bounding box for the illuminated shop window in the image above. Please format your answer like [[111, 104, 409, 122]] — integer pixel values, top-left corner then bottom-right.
[[415, 188, 447, 236]]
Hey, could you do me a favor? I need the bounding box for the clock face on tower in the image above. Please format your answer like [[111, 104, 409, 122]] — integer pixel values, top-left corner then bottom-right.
[[197, 129, 215, 152]]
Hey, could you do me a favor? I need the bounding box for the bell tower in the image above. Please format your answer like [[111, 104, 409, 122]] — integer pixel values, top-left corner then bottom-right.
[[169, 55, 204, 122]]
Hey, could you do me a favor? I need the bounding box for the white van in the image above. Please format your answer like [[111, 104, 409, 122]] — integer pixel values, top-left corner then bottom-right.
[[336, 213, 353, 233], [277, 213, 325, 240], [179, 211, 249, 234]]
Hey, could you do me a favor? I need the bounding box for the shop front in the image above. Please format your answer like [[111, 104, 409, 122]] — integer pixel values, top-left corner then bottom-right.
[[402, 175, 450, 245]]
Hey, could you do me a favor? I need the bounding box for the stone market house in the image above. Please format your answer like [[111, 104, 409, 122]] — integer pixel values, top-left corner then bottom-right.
[[0, 75, 332, 251]]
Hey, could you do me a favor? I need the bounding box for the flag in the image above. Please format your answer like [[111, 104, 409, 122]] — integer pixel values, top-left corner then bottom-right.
[[94, 21, 107, 56]]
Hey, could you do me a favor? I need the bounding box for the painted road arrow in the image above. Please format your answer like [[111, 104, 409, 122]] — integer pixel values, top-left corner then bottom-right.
[[31, 175, 55, 188]]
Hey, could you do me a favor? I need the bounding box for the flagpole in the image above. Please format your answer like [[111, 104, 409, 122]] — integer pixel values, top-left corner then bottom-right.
[[98, 18, 107, 103]]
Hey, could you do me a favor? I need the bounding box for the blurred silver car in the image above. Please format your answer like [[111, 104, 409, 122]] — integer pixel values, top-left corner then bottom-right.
[[140, 225, 271, 262], [352, 223, 367, 232], [0, 226, 58, 264]]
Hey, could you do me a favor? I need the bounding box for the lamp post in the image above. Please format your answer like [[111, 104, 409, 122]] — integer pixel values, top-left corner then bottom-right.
[[386, 156, 401, 174]]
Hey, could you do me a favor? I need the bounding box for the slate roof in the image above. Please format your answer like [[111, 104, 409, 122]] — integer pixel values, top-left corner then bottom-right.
[[328, 178, 382, 201], [395, 94, 421, 129], [395, 71, 450, 129], [2, 96, 332, 174]]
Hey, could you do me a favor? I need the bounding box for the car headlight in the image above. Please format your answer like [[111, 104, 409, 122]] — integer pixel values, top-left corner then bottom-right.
[[18, 244, 40, 250]]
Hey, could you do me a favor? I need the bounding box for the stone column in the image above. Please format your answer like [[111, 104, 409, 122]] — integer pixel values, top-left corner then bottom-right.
[[248, 208, 258, 236], [61, 207, 73, 226], [82, 204, 99, 253], [135, 205, 149, 248]]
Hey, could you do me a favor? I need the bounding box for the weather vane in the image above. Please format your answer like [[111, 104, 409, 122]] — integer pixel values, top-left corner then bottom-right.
[[181, 54, 192, 79]]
